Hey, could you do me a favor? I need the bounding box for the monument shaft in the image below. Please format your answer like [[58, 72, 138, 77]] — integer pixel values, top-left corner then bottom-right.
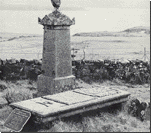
[[37, 11, 75, 96], [42, 26, 72, 78]]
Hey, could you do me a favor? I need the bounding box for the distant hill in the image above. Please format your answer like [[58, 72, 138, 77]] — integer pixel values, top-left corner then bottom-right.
[[122, 26, 150, 34], [0, 32, 42, 42], [73, 26, 150, 37]]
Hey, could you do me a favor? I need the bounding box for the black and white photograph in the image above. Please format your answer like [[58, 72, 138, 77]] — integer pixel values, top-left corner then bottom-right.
[[0, 0, 150, 132]]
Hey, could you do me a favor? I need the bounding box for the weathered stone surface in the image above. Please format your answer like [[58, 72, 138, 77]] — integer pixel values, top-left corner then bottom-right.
[[40, 28, 72, 78], [41, 28, 72, 77], [37, 75, 75, 96], [50, 0, 61, 10], [4, 108, 31, 132], [0, 97, 8, 108], [55, 29, 72, 77], [73, 87, 122, 97], [42, 53, 56, 77], [37, 11, 75, 96], [43, 30, 56, 53], [11, 97, 65, 117], [11, 87, 130, 119], [37, 75, 54, 97], [54, 75, 75, 89], [43, 91, 96, 105], [38, 10, 75, 26]]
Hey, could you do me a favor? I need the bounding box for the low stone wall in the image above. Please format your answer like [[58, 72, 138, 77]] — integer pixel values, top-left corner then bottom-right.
[[0, 58, 150, 84], [72, 59, 150, 84], [0, 59, 42, 81]]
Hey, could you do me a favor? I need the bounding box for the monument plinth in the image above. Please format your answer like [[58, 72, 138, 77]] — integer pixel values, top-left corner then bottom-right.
[[37, 10, 75, 96]]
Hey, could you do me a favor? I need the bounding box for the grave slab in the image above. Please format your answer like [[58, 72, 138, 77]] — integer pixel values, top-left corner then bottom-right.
[[10, 97, 66, 117], [11, 87, 130, 120], [43, 91, 96, 105], [73, 87, 125, 97]]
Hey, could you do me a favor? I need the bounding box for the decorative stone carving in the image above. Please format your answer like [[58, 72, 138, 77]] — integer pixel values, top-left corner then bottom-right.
[[51, 0, 61, 10], [38, 10, 75, 26]]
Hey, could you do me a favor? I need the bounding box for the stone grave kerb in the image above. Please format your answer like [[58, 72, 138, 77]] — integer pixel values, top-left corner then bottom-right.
[[37, 10, 75, 97]]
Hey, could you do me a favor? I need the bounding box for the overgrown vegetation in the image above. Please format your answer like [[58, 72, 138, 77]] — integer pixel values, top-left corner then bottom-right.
[[4, 87, 33, 104]]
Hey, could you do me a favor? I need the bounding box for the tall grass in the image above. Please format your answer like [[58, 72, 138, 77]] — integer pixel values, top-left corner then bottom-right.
[[4, 86, 33, 104], [38, 104, 150, 132], [0, 106, 13, 121], [0, 80, 7, 92], [0, 106, 13, 132], [38, 113, 150, 132]]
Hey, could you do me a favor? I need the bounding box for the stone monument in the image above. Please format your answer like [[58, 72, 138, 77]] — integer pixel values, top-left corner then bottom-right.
[[37, 0, 75, 96]]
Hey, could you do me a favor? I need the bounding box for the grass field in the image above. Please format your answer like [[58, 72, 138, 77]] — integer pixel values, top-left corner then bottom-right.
[[0, 79, 150, 132], [0, 28, 150, 132], [71, 36, 150, 60], [0, 31, 150, 61]]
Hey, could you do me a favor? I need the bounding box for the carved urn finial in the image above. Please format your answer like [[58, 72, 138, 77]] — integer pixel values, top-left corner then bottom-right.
[[38, 0, 75, 26], [51, 0, 61, 10]]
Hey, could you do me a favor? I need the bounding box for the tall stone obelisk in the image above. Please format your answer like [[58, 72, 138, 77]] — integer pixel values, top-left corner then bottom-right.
[[37, 1, 75, 96]]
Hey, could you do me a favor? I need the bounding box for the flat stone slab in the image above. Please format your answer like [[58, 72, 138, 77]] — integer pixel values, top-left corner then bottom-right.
[[43, 91, 96, 105], [73, 87, 122, 97], [10, 87, 130, 121], [10, 97, 66, 116]]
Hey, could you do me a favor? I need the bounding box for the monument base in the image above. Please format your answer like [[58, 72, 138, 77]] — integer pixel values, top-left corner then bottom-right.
[[37, 75, 75, 97]]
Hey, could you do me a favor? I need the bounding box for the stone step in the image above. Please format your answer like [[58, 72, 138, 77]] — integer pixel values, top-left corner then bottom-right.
[[10, 87, 130, 122]]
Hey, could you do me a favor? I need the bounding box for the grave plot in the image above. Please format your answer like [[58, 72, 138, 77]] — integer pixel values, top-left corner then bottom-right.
[[10, 87, 130, 124]]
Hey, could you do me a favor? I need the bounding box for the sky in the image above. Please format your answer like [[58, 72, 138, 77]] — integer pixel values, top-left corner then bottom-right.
[[0, 0, 150, 35], [0, 0, 150, 10]]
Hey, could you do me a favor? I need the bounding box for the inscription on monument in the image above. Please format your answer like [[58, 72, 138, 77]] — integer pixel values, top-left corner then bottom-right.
[[4, 108, 31, 132]]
